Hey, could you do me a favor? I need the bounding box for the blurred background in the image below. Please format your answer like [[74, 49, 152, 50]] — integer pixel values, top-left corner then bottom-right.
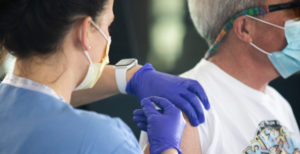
[[1, 0, 300, 139]]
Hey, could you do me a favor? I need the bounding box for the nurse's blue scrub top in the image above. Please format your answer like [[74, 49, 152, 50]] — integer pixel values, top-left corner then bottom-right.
[[0, 75, 142, 154]]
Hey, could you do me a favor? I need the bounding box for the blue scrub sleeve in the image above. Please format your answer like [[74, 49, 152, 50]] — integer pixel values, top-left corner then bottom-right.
[[112, 141, 143, 154]]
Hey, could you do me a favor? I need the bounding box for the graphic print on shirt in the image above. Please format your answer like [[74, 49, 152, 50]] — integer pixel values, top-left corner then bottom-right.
[[243, 120, 300, 154]]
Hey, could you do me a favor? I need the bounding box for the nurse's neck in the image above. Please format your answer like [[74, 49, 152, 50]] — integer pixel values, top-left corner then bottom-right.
[[13, 52, 79, 104]]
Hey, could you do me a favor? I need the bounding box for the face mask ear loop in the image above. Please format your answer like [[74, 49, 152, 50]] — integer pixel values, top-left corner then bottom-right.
[[250, 42, 272, 56], [90, 20, 110, 41], [80, 27, 93, 65], [83, 50, 93, 65], [246, 15, 285, 30]]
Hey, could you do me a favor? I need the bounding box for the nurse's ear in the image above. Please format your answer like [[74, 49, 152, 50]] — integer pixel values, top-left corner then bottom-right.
[[79, 17, 93, 51]]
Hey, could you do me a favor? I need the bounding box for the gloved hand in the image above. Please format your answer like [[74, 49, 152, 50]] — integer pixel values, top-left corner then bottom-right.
[[127, 63, 210, 126], [133, 97, 186, 154]]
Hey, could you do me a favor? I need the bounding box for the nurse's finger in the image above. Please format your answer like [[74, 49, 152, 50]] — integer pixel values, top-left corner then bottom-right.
[[181, 91, 205, 124], [189, 81, 210, 110], [133, 115, 147, 124], [175, 95, 199, 126], [137, 122, 147, 132], [141, 98, 160, 116], [149, 96, 176, 114], [133, 109, 146, 117]]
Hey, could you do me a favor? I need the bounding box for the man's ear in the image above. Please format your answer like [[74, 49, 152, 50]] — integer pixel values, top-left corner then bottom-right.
[[233, 16, 253, 43], [78, 17, 93, 51]]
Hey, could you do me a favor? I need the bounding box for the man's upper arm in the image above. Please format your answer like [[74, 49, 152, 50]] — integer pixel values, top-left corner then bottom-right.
[[180, 117, 202, 153], [143, 116, 202, 154]]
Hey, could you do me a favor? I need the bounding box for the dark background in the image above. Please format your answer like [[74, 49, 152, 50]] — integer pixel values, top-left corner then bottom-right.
[[79, 0, 300, 139]]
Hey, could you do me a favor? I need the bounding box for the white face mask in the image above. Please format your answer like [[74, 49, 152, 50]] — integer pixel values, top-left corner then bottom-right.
[[75, 21, 111, 91]]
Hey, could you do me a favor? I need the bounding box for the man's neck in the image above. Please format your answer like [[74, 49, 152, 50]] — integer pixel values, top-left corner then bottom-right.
[[209, 43, 278, 92]]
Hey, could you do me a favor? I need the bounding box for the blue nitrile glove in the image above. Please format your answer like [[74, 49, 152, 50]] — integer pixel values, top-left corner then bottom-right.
[[127, 63, 210, 126], [133, 97, 186, 154]]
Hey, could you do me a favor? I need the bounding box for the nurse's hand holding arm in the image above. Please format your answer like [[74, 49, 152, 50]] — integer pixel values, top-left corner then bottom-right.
[[72, 63, 210, 126], [133, 97, 186, 154], [127, 63, 210, 126]]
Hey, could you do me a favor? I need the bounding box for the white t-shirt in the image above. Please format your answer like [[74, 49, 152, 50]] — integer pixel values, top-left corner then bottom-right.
[[140, 59, 300, 153]]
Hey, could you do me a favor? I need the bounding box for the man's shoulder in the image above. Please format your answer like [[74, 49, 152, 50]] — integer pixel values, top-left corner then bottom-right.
[[266, 85, 285, 98], [265, 85, 291, 107]]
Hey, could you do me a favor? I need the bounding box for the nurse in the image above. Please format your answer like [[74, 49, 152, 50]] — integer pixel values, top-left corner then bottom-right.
[[0, 0, 210, 153]]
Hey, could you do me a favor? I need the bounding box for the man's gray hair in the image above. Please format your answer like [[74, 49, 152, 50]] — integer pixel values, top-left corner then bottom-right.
[[188, 0, 264, 45]]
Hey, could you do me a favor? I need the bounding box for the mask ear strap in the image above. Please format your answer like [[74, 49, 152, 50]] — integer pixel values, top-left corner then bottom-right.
[[246, 15, 284, 30], [83, 50, 93, 64], [90, 20, 110, 41], [250, 42, 272, 56], [79, 26, 93, 64]]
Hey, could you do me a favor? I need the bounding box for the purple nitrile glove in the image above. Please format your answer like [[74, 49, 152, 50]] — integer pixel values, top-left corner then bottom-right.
[[133, 97, 186, 154], [127, 63, 210, 126]]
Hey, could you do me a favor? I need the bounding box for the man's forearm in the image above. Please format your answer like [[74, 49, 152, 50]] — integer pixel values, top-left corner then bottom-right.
[[71, 64, 142, 107]]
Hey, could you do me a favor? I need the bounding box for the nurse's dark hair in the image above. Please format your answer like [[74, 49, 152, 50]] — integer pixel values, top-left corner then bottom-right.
[[0, 0, 107, 60]]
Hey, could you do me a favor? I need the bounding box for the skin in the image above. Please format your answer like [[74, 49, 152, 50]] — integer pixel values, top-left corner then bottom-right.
[[162, 149, 179, 154], [13, 0, 180, 153]]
